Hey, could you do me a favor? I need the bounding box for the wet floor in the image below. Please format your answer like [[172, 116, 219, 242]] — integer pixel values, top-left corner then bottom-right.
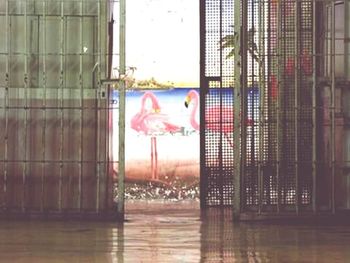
[[0, 201, 350, 262]]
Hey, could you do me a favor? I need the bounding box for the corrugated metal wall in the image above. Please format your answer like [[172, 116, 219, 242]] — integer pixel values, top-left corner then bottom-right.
[[0, 0, 115, 218]]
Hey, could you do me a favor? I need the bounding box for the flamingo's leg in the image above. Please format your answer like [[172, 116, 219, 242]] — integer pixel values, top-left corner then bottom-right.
[[154, 137, 158, 180], [151, 137, 155, 180]]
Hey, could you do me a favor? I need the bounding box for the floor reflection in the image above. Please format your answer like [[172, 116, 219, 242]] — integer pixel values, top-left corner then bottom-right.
[[0, 201, 350, 262], [122, 200, 201, 262], [199, 208, 350, 262]]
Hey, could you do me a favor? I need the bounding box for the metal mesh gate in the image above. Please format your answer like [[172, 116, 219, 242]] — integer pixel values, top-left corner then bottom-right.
[[200, 0, 315, 211], [0, 0, 115, 218], [241, 0, 314, 214], [200, 0, 236, 207], [201, 0, 350, 216]]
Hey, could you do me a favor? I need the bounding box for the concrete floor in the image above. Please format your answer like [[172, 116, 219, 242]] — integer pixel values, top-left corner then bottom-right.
[[0, 201, 350, 262]]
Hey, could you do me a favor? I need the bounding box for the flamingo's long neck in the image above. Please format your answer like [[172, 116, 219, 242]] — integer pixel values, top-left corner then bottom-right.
[[190, 91, 199, 130], [141, 92, 160, 112]]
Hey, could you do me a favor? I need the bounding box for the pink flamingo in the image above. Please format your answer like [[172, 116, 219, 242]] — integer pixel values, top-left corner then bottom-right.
[[130, 91, 181, 180], [184, 89, 253, 148], [184, 89, 236, 148]]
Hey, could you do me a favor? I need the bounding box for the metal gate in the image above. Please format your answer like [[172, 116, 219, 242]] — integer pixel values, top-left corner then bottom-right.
[[200, 0, 237, 207], [239, 0, 315, 216], [0, 0, 116, 219], [201, 0, 350, 218]]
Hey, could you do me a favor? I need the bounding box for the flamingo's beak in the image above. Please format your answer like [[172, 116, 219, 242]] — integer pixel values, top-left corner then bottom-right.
[[184, 96, 191, 108], [153, 107, 161, 113]]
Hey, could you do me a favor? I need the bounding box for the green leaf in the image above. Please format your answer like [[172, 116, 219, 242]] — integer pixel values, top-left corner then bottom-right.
[[222, 40, 234, 49], [226, 48, 235, 59]]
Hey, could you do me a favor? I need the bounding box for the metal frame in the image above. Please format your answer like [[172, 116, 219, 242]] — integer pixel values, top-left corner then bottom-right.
[[346, 1, 350, 81], [118, 0, 126, 217], [312, 0, 317, 213], [199, 0, 206, 210], [257, 0, 265, 215], [96, 0, 101, 214], [345, 0, 350, 210], [22, 0, 29, 212], [3, 0, 10, 209], [239, 0, 248, 214], [276, 0, 282, 214], [233, 0, 242, 218], [58, 0, 65, 213], [41, 0, 47, 212], [78, 0, 84, 212], [294, 0, 300, 214], [330, 1, 336, 214]]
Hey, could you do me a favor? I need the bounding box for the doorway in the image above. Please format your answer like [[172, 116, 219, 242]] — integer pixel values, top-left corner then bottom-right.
[[111, 0, 200, 212]]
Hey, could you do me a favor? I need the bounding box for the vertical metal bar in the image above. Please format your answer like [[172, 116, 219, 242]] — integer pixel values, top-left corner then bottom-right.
[[330, 1, 336, 214], [276, 1, 284, 216], [199, 0, 207, 209], [78, 0, 84, 211], [276, 0, 282, 214], [257, 0, 265, 214], [294, 0, 300, 215], [118, 0, 126, 217], [96, 0, 101, 213], [14, 1, 20, 211], [22, 0, 28, 212], [345, 0, 350, 82], [41, 0, 47, 212], [219, 0, 223, 207], [312, 0, 317, 213], [345, 0, 350, 209], [233, 0, 242, 219], [58, 0, 64, 212], [325, 5, 330, 77], [251, 0, 257, 212], [241, 0, 248, 215], [3, 0, 9, 209]]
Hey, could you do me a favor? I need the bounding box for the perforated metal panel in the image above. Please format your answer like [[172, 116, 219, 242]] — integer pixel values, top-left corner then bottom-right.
[[240, 0, 315, 213], [200, 0, 319, 213], [200, 0, 235, 207]]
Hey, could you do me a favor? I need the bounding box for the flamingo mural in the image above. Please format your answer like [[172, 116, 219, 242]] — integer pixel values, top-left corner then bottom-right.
[[184, 89, 236, 148], [130, 91, 181, 180], [184, 90, 200, 131], [184, 89, 255, 150]]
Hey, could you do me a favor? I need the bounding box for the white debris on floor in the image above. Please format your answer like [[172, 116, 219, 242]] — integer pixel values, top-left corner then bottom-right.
[[115, 182, 199, 201]]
